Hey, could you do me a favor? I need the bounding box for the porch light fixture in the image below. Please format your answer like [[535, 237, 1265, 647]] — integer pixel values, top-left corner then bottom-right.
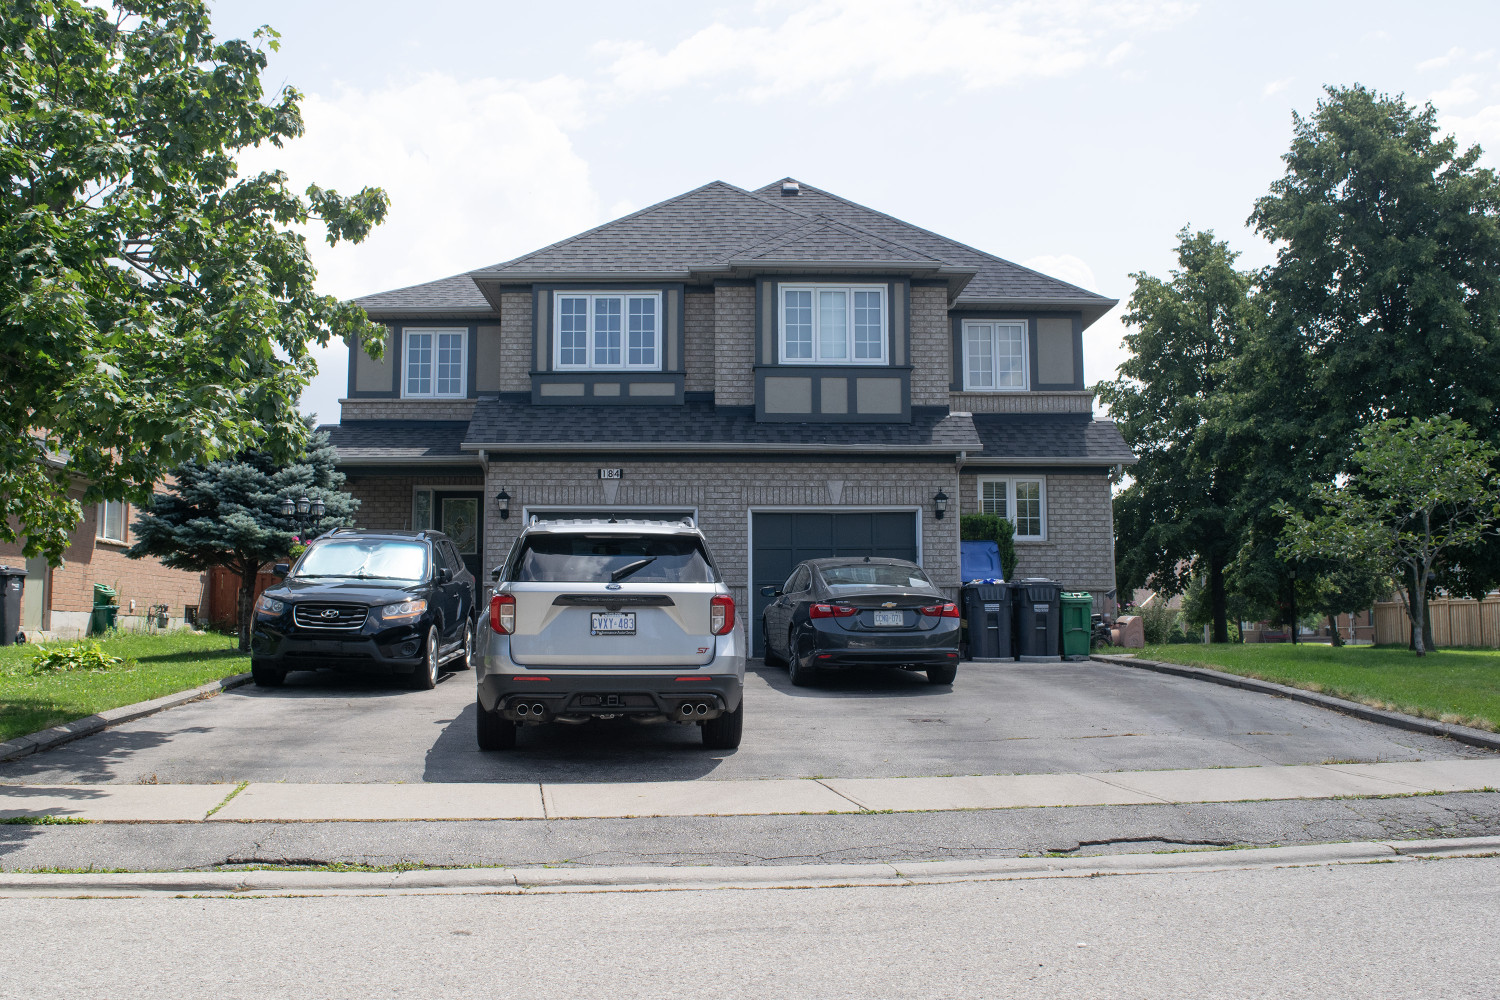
[[495, 488, 511, 520], [933, 490, 949, 520], [280, 498, 296, 517], [310, 498, 326, 519], [295, 496, 311, 516]]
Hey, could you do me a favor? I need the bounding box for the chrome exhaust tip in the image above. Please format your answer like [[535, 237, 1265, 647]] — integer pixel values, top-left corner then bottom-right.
[[680, 703, 694, 717], [532, 703, 546, 716], [695, 702, 708, 716], [515, 703, 530, 716]]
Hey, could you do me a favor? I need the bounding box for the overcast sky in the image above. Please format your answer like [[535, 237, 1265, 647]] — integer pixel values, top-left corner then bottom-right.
[[208, 0, 1500, 423]]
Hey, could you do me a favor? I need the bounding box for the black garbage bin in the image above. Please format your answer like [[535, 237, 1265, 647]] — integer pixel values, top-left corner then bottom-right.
[[1015, 578, 1061, 661], [961, 582, 1014, 661], [0, 565, 27, 646]]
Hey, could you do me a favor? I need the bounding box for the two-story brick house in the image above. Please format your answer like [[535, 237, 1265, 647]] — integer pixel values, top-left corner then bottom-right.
[[322, 178, 1135, 655]]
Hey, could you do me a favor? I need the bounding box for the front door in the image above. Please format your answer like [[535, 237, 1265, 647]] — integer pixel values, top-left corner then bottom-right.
[[438, 493, 483, 582]]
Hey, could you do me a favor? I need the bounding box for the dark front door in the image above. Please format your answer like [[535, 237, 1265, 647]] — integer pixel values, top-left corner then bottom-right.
[[750, 511, 919, 656], [438, 492, 483, 582]]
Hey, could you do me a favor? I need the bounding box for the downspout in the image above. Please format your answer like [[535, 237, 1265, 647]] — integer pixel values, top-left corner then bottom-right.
[[954, 450, 966, 594]]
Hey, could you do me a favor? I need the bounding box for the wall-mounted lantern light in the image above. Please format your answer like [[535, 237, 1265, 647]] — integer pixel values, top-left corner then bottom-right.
[[280, 498, 296, 517], [933, 490, 949, 520], [495, 488, 511, 520]]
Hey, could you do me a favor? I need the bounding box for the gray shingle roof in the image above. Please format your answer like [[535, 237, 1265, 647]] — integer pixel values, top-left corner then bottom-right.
[[318, 421, 473, 463], [462, 399, 980, 452], [750, 179, 1112, 309], [967, 414, 1137, 466], [353, 273, 491, 316], [726, 218, 943, 265]]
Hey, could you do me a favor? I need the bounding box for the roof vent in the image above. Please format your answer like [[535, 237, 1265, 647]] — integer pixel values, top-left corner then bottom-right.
[[781, 180, 800, 197]]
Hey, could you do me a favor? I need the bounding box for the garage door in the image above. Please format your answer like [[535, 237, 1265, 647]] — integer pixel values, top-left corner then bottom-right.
[[750, 511, 918, 656]]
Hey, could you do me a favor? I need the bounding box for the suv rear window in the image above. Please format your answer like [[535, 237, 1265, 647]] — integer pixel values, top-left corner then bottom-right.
[[513, 534, 717, 584]]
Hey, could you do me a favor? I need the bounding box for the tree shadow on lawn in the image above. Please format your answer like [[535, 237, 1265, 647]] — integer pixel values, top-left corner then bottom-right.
[[131, 648, 249, 665]]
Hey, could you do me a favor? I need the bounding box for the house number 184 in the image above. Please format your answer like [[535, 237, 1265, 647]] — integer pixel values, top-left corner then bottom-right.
[[599, 468, 623, 480]]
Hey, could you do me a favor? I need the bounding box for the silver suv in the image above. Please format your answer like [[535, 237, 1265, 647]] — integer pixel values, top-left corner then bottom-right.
[[475, 517, 745, 750]]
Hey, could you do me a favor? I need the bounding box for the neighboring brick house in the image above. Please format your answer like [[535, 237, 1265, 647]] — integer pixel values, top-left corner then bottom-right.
[[322, 178, 1136, 655], [0, 469, 208, 638]]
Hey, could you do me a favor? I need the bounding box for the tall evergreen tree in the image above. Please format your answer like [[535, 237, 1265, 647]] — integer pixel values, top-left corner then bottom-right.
[[1098, 229, 1257, 642], [127, 431, 358, 652]]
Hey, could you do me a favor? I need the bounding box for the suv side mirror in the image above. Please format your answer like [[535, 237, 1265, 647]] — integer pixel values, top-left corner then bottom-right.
[[434, 566, 453, 585], [760, 586, 780, 597], [272, 564, 289, 578]]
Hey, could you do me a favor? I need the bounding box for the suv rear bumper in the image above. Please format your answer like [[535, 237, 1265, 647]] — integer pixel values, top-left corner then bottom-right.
[[478, 671, 743, 721]]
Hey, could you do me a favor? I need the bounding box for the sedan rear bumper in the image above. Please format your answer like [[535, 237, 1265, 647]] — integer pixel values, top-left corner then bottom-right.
[[804, 646, 961, 669]]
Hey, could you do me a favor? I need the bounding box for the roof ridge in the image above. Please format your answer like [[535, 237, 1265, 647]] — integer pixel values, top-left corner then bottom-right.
[[752, 178, 1111, 301], [476, 179, 814, 275], [353, 269, 478, 301]]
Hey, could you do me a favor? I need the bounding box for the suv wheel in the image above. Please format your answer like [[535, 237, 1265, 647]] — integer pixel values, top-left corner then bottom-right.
[[476, 697, 517, 750], [409, 626, 439, 690], [702, 701, 743, 750], [250, 660, 285, 688]]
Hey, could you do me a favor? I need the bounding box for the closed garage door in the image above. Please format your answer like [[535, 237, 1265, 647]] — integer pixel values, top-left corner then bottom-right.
[[750, 511, 918, 656]]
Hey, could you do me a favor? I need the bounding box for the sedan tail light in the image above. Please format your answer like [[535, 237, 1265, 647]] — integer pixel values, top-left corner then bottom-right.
[[489, 593, 516, 634], [920, 602, 961, 618], [809, 603, 858, 619], [710, 594, 735, 636]]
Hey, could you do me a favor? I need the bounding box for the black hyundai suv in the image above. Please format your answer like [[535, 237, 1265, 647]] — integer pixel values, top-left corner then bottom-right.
[[249, 529, 477, 690]]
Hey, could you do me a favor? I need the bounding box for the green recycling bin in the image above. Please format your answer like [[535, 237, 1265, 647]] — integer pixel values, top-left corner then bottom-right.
[[89, 583, 119, 636], [1061, 592, 1094, 659]]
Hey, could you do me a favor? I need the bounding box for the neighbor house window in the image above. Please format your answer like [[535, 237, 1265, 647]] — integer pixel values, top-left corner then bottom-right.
[[780, 284, 887, 364], [554, 292, 661, 370], [978, 477, 1046, 540], [98, 500, 127, 543], [963, 320, 1027, 390], [403, 328, 468, 397]]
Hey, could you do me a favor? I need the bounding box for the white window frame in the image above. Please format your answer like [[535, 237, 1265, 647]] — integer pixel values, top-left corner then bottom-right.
[[553, 291, 663, 371], [961, 320, 1029, 391], [976, 476, 1046, 540], [97, 500, 128, 544], [402, 327, 469, 399], [778, 283, 889, 365]]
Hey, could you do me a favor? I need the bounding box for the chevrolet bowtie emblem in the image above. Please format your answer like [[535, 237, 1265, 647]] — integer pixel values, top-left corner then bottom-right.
[[881, 602, 897, 608]]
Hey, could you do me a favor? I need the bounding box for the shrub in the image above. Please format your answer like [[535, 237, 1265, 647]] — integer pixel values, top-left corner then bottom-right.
[[1139, 598, 1180, 645], [25, 642, 126, 676], [960, 513, 1017, 581]]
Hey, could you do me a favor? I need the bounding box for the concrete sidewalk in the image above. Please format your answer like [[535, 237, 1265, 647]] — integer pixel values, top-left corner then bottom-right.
[[4, 757, 1498, 823]]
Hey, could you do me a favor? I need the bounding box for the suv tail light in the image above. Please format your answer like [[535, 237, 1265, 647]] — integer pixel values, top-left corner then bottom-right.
[[810, 603, 858, 619], [489, 593, 516, 634], [710, 595, 735, 636], [920, 602, 961, 618]]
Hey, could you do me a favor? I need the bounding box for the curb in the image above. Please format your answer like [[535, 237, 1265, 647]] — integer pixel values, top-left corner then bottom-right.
[[1, 836, 1496, 897], [0, 673, 253, 763], [1092, 654, 1500, 752]]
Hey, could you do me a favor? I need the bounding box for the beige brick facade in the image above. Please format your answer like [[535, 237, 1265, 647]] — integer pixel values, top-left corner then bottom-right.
[[500, 291, 532, 393], [713, 285, 755, 406], [949, 391, 1095, 414], [909, 285, 951, 407], [343, 474, 486, 532], [684, 290, 716, 393], [961, 471, 1116, 598], [339, 399, 477, 421]]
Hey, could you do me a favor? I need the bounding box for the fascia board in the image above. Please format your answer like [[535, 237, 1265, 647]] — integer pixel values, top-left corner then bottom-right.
[[332, 455, 484, 466], [460, 442, 970, 455], [963, 454, 1139, 466]]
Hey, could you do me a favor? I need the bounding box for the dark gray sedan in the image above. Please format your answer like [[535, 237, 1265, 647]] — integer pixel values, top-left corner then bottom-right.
[[760, 557, 961, 687]]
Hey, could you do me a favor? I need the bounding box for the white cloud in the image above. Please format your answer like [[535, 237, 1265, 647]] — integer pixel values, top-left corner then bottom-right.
[[597, 0, 1197, 101], [236, 73, 602, 418], [1418, 46, 1465, 71], [1440, 103, 1500, 164], [1430, 73, 1482, 110], [1262, 76, 1292, 98]]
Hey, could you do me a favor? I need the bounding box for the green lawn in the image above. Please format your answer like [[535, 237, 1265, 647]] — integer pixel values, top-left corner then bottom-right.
[[1133, 643, 1500, 733], [0, 631, 248, 744]]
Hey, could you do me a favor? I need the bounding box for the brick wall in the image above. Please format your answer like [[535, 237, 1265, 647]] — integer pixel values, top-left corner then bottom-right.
[[501, 291, 532, 392], [684, 291, 716, 393], [344, 474, 486, 531], [2, 487, 208, 634], [713, 285, 755, 406], [961, 471, 1116, 596], [950, 391, 1096, 414], [480, 458, 962, 647], [909, 285, 951, 407], [339, 399, 477, 421]]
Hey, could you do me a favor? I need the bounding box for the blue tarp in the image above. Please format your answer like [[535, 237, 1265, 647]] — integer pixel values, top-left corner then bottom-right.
[[961, 540, 1003, 583]]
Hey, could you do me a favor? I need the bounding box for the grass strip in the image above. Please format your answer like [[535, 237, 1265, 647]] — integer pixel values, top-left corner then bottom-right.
[[0, 815, 92, 825], [0, 631, 248, 744], [1133, 643, 1500, 732]]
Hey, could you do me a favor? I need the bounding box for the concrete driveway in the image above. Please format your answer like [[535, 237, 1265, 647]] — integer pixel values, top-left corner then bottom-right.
[[0, 659, 1486, 786]]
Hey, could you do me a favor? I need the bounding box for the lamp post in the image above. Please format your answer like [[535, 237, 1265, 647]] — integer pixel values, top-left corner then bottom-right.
[[279, 496, 327, 533]]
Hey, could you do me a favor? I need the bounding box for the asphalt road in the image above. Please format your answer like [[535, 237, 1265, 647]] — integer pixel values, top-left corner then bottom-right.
[[0, 660, 1487, 786], [4, 855, 1497, 998]]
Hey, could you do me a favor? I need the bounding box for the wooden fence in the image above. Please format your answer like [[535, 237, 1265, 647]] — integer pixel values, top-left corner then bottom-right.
[[1373, 596, 1500, 648], [207, 565, 281, 627]]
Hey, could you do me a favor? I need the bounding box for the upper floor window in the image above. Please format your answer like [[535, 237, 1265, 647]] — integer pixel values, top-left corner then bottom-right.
[[963, 320, 1027, 390], [98, 500, 128, 543], [555, 292, 661, 370], [978, 476, 1046, 540], [404, 328, 467, 398], [780, 284, 887, 365]]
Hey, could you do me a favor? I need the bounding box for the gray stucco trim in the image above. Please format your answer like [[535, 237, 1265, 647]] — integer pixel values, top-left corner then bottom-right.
[[528, 372, 686, 406], [948, 311, 1085, 392], [345, 325, 398, 399], [461, 441, 963, 455], [753, 365, 913, 424]]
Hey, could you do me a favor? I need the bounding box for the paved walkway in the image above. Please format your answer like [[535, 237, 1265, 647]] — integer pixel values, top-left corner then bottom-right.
[[4, 757, 1498, 823]]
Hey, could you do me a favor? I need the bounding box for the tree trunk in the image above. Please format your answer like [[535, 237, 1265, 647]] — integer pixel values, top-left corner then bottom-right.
[[1288, 574, 1298, 645], [1328, 614, 1343, 647], [237, 562, 257, 654], [1209, 556, 1228, 644], [1410, 564, 1426, 658]]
